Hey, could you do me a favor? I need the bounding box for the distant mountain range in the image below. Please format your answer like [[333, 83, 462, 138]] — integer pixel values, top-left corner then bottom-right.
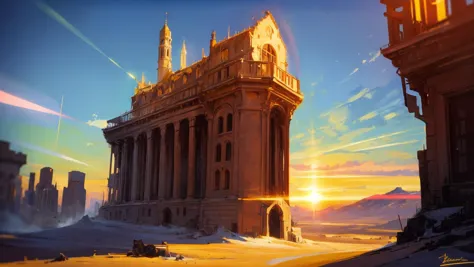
[[292, 187, 421, 223]]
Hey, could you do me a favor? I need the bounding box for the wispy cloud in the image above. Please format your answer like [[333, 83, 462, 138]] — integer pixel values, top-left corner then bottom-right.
[[291, 160, 419, 177], [321, 130, 409, 155], [358, 111, 378, 122], [321, 87, 372, 118], [86, 142, 94, 147], [319, 126, 338, 137], [351, 140, 419, 152], [87, 114, 107, 129], [291, 133, 305, 142], [327, 106, 349, 132], [384, 112, 397, 121], [347, 87, 370, 103]]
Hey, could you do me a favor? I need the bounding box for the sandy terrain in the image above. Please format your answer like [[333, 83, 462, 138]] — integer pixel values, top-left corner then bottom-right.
[[1, 246, 368, 267], [0, 217, 381, 266]]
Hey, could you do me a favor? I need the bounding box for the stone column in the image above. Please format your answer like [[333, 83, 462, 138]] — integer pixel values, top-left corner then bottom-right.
[[205, 114, 214, 197], [187, 117, 196, 198], [108, 187, 112, 204], [131, 136, 140, 202], [119, 141, 128, 203], [158, 127, 167, 199], [284, 121, 290, 204], [173, 121, 181, 199], [108, 143, 114, 176], [113, 144, 120, 202], [144, 130, 154, 201]]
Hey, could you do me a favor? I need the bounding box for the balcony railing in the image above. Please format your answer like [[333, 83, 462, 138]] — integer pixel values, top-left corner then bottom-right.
[[106, 60, 300, 129]]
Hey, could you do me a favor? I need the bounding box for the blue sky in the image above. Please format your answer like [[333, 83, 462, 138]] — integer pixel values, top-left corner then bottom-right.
[[0, 0, 425, 206]]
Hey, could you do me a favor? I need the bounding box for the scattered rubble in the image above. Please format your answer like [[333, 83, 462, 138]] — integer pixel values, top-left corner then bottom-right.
[[46, 253, 68, 263], [77, 215, 93, 226], [397, 206, 465, 244], [126, 239, 170, 258]]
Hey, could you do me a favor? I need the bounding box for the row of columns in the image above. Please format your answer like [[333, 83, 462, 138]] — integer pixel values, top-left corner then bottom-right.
[[107, 116, 207, 204]]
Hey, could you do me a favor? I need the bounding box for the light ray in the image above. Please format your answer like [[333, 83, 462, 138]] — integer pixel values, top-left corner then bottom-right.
[[0, 90, 71, 119], [36, 1, 138, 83], [12, 141, 89, 167], [55, 95, 64, 150]]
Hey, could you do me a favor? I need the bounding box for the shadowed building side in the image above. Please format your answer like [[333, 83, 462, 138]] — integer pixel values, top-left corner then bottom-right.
[[99, 11, 303, 241], [61, 171, 86, 221], [381, 0, 474, 212], [0, 141, 26, 214]]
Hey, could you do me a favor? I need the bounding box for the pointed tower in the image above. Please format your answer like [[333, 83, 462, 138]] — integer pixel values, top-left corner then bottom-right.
[[210, 30, 216, 52], [157, 13, 172, 82], [180, 40, 187, 70]]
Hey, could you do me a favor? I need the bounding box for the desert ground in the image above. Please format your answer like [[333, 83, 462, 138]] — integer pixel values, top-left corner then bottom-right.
[[0, 216, 384, 267]]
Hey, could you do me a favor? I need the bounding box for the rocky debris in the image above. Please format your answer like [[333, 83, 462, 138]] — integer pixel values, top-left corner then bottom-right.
[[46, 253, 68, 263], [77, 215, 93, 226], [175, 254, 184, 261], [397, 207, 465, 244], [126, 239, 170, 258]]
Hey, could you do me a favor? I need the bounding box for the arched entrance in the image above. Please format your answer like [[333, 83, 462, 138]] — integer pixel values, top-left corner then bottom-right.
[[162, 208, 172, 225], [268, 205, 283, 238]]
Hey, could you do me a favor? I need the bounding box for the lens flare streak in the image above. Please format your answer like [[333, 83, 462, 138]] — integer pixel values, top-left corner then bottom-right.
[[36, 1, 138, 83], [0, 90, 71, 119], [12, 141, 89, 167]]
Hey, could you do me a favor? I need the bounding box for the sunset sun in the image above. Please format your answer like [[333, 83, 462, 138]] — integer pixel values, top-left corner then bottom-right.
[[307, 191, 323, 204]]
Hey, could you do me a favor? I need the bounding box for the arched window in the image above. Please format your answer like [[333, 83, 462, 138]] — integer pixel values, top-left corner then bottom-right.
[[215, 144, 222, 162], [262, 44, 276, 63], [224, 170, 230, 190], [227, 114, 233, 132], [183, 74, 188, 84], [218, 117, 224, 134], [161, 48, 164, 59], [167, 49, 170, 57], [214, 170, 221, 190], [225, 142, 232, 161]]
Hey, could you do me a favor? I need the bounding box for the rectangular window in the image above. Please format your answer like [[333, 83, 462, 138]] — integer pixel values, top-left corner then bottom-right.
[[221, 48, 229, 62], [449, 91, 474, 183]]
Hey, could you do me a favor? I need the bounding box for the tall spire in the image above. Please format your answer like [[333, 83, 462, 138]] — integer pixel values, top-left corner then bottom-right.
[[202, 48, 205, 58], [158, 12, 172, 82], [180, 40, 187, 70]]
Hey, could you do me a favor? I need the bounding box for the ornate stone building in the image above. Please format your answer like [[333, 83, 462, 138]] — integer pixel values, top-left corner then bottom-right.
[[100, 11, 303, 240], [381, 0, 474, 211]]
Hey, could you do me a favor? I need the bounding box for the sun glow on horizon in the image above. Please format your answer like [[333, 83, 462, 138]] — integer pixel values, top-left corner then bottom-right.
[[308, 190, 323, 204]]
